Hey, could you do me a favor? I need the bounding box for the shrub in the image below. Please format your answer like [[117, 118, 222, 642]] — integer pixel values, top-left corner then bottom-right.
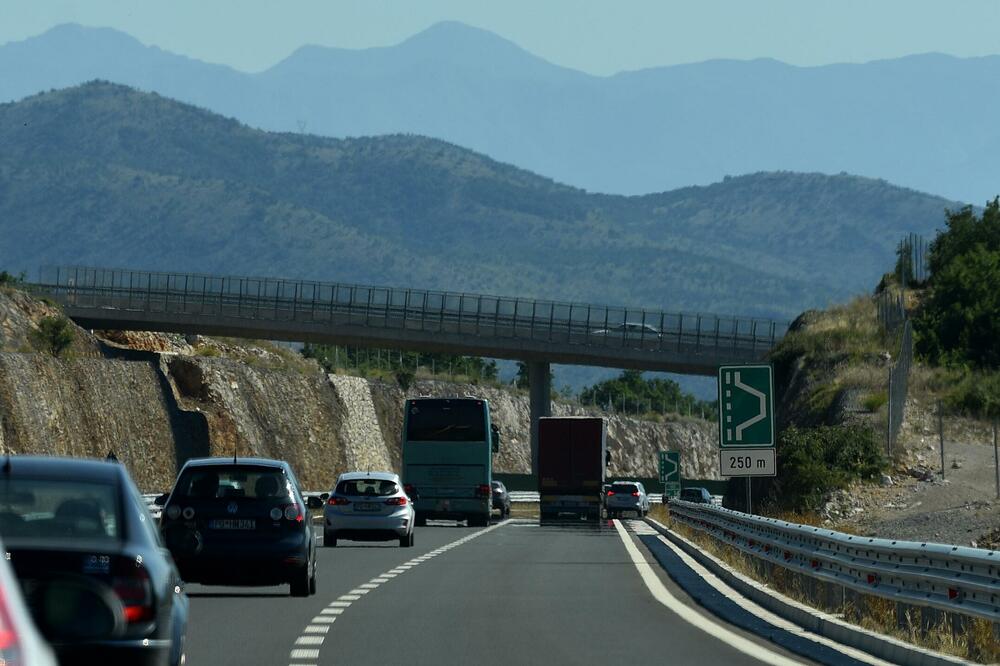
[[861, 391, 888, 412], [944, 370, 1000, 419], [772, 424, 885, 511], [395, 368, 415, 391], [30, 316, 75, 358]]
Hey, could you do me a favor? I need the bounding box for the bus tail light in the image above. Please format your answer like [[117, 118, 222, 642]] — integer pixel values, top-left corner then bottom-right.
[[403, 484, 417, 498], [385, 497, 408, 506], [475, 484, 491, 498]]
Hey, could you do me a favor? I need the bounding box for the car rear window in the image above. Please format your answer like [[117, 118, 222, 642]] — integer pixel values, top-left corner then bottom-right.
[[336, 479, 398, 496], [681, 489, 703, 500], [172, 466, 291, 500], [0, 478, 121, 542], [612, 484, 638, 494]]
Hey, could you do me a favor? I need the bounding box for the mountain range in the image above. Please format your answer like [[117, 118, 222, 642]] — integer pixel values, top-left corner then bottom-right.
[[0, 82, 955, 322], [1, 22, 997, 204]]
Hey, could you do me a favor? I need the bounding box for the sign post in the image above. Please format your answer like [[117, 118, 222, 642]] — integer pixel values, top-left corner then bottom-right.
[[718, 365, 776, 513], [658, 451, 680, 499]]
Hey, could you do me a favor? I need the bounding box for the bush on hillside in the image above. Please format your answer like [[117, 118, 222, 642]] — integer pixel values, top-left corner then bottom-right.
[[30, 316, 75, 358], [771, 424, 884, 511]]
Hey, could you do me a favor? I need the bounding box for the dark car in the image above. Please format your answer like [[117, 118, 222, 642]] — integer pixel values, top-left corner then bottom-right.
[[678, 487, 713, 504], [0, 456, 189, 666], [157, 457, 319, 597], [490, 480, 511, 518]]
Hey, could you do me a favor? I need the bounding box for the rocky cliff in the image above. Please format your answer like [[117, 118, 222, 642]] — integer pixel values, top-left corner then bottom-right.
[[0, 287, 720, 492]]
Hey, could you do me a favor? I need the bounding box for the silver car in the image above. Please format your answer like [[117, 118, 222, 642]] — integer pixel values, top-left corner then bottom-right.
[[0, 536, 58, 666], [323, 472, 415, 547], [606, 481, 650, 519]]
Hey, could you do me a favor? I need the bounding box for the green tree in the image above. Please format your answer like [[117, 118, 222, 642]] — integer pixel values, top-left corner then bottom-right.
[[30, 316, 75, 357], [915, 199, 1000, 369]]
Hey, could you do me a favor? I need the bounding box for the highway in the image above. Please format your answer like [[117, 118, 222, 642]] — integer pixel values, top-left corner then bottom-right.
[[183, 518, 823, 666]]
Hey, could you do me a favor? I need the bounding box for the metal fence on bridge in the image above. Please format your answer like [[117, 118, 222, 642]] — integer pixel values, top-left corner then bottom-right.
[[34, 266, 786, 359]]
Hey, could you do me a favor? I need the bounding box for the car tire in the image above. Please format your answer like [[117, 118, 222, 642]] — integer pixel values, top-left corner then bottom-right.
[[290, 566, 311, 597], [309, 570, 317, 595], [400, 531, 414, 547], [324, 530, 337, 547]]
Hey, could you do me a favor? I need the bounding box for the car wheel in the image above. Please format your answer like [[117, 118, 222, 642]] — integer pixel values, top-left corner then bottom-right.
[[400, 531, 414, 547], [324, 530, 337, 547], [290, 566, 311, 597]]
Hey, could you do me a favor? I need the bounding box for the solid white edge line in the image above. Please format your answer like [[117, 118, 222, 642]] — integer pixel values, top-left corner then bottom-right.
[[645, 525, 895, 666], [612, 519, 805, 666]]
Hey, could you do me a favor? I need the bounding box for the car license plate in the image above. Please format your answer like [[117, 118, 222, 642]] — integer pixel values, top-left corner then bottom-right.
[[355, 503, 380, 512], [208, 519, 256, 530]]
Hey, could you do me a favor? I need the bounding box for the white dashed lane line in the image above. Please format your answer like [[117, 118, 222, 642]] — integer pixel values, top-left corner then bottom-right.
[[286, 519, 510, 666]]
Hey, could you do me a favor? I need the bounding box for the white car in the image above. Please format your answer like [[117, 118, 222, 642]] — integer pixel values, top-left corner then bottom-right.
[[606, 481, 651, 519], [0, 537, 58, 666], [323, 472, 415, 547]]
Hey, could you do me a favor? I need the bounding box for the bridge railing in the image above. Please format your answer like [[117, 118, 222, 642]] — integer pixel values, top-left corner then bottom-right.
[[668, 499, 1000, 622], [34, 266, 786, 358]]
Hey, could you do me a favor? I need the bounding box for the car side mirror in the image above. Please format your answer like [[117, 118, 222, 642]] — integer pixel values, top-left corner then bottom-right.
[[320, 492, 330, 501], [605, 450, 611, 466], [491, 424, 500, 453], [154, 493, 169, 506], [307, 496, 323, 510]]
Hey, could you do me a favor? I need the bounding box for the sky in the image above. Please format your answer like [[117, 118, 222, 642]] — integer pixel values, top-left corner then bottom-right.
[[2, 0, 1000, 75]]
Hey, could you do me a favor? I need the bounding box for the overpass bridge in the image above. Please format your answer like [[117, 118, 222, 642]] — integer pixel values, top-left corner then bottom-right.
[[31, 266, 786, 467]]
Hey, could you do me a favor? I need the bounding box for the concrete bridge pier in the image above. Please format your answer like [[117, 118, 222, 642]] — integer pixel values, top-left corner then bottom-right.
[[528, 360, 552, 476]]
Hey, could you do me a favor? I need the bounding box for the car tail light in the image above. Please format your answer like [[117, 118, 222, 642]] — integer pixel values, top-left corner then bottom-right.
[[0, 587, 21, 660], [282, 504, 304, 522], [113, 564, 155, 624], [606, 490, 615, 496], [385, 497, 408, 506], [327, 496, 350, 506], [475, 484, 491, 498], [631, 491, 640, 497], [166, 505, 181, 520]]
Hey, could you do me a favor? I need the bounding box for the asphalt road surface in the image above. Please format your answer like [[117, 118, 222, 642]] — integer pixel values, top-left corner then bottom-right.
[[185, 518, 818, 666]]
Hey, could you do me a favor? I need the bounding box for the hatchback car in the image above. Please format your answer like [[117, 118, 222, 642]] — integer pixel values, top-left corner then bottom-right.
[[606, 481, 651, 519], [590, 322, 662, 340], [1, 456, 188, 666], [679, 487, 713, 504], [491, 480, 511, 518], [0, 535, 58, 666], [324, 472, 415, 547], [158, 457, 319, 597]]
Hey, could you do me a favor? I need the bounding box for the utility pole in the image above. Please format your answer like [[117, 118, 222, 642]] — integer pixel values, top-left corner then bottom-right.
[[938, 402, 945, 479], [993, 419, 999, 500]]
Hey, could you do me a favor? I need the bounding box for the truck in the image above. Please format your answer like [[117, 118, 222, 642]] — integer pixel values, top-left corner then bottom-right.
[[537, 416, 607, 521]]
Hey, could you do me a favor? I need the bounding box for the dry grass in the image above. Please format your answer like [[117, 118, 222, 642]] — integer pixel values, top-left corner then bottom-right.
[[661, 516, 998, 662]]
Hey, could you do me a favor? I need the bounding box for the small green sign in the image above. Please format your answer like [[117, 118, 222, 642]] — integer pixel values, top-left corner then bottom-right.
[[663, 482, 681, 498], [658, 451, 680, 483], [718, 365, 775, 448]]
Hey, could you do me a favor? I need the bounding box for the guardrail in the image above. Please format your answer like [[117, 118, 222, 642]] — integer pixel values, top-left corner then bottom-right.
[[31, 266, 785, 360], [668, 499, 1000, 622]]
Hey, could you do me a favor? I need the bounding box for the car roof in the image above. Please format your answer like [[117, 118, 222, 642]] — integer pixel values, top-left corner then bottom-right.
[[0, 455, 124, 483], [182, 457, 289, 471], [336, 471, 399, 482]]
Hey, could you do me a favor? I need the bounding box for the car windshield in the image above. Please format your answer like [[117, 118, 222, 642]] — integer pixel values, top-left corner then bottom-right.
[[336, 479, 398, 496], [406, 400, 487, 442], [0, 478, 121, 542], [612, 484, 638, 494], [172, 465, 291, 500]]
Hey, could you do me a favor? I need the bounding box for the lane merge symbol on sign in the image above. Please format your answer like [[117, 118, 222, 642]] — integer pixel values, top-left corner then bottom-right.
[[658, 451, 680, 497], [718, 365, 775, 448]]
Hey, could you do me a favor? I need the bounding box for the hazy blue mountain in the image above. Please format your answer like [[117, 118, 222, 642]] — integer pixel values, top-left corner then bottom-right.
[[1, 23, 998, 204], [0, 82, 955, 324]]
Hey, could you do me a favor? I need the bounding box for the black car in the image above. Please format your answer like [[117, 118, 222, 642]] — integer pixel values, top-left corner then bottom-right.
[[0, 456, 189, 666], [678, 487, 713, 504], [157, 457, 319, 596], [490, 480, 511, 518]]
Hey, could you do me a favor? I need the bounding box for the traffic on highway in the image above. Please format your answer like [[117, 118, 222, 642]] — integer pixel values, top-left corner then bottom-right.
[[0, 398, 932, 665]]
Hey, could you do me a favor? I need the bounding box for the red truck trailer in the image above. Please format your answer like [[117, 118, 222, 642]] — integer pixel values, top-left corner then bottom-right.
[[537, 417, 607, 521]]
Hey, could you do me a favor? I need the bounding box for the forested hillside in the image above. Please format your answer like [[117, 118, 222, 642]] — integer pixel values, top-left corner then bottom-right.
[[0, 82, 956, 319]]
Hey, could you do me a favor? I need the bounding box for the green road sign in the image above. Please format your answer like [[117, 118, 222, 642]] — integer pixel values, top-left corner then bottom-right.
[[658, 451, 680, 483], [718, 365, 775, 448], [663, 482, 681, 498]]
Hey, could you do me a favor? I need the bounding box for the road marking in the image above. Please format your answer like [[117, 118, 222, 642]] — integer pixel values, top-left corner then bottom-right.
[[612, 519, 804, 666], [636, 520, 895, 666], [287, 519, 511, 664]]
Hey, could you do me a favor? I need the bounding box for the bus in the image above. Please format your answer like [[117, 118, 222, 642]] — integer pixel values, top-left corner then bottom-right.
[[402, 397, 499, 527]]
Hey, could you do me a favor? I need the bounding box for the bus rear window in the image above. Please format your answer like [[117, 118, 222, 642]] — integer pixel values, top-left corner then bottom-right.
[[406, 400, 486, 442]]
